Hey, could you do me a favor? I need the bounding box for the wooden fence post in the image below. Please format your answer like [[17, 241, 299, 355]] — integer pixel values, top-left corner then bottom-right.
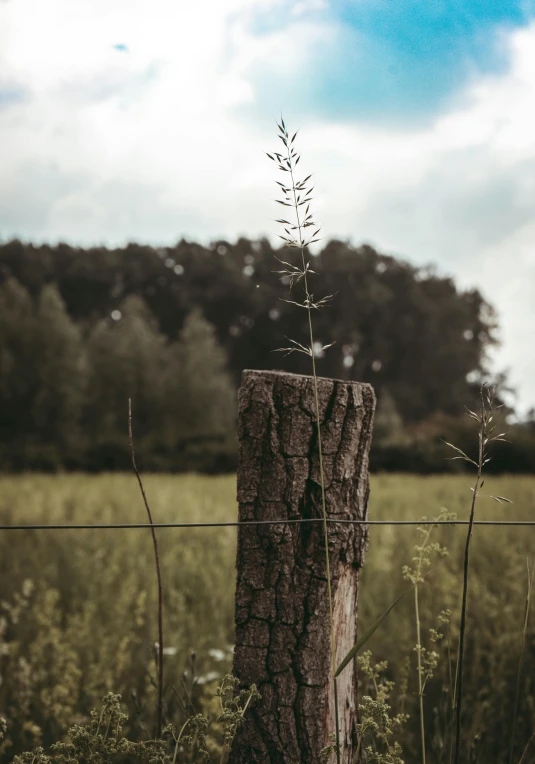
[[229, 370, 376, 763]]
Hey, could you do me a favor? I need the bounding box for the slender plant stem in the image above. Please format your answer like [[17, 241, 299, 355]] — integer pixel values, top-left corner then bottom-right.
[[173, 719, 191, 764], [414, 575, 426, 763], [405, 519, 437, 764], [129, 398, 164, 737], [518, 731, 535, 764], [453, 392, 484, 764], [286, 137, 342, 764], [448, 635, 458, 764], [509, 559, 534, 764]]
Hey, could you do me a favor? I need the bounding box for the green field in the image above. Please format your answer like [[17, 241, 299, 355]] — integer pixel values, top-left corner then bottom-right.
[[1, 473, 535, 762]]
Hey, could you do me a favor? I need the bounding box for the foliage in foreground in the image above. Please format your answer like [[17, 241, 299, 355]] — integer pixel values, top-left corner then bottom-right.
[[0, 678, 260, 763], [1, 473, 535, 762]]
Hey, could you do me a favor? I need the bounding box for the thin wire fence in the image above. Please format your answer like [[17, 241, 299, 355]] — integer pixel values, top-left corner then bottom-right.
[[1, 518, 534, 530]]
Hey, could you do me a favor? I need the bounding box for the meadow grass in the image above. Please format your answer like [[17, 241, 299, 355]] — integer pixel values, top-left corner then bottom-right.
[[1, 472, 535, 761]]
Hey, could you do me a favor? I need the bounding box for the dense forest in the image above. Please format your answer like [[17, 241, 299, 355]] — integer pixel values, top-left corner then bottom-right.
[[0, 236, 533, 472]]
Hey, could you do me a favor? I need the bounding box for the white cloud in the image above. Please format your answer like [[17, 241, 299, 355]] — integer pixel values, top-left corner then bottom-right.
[[0, 0, 327, 247], [0, 2, 534, 413], [298, 23, 535, 414]]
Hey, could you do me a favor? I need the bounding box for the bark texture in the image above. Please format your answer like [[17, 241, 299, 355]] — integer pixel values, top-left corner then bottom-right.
[[229, 370, 376, 764]]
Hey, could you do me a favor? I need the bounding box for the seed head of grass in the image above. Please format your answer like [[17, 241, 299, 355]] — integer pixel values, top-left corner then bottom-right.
[[267, 117, 337, 341], [267, 115, 341, 763]]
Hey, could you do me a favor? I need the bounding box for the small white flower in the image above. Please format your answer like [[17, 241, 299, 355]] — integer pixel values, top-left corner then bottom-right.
[[196, 671, 220, 685], [208, 648, 226, 662]]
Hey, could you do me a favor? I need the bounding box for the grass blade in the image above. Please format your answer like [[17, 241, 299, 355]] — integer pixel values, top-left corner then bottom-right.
[[335, 585, 413, 677]]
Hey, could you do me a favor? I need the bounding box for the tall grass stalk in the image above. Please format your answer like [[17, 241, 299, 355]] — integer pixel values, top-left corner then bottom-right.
[[402, 510, 454, 764], [509, 558, 535, 764], [267, 116, 341, 763], [128, 398, 164, 737], [413, 530, 432, 764], [448, 384, 508, 764], [415, 537, 429, 764]]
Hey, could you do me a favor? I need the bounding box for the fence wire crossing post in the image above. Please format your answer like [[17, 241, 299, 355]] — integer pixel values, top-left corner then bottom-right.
[[229, 370, 376, 763]]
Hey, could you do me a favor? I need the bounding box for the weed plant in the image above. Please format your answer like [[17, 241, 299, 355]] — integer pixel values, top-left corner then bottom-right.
[[402, 508, 456, 764], [0, 682, 259, 763], [129, 398, 165, 737], [445, 386, 510, 764]]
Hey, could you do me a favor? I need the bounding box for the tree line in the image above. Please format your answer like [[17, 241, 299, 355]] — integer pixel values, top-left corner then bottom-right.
[[0, 236, 533, 472], [0, 280, 236, 471]]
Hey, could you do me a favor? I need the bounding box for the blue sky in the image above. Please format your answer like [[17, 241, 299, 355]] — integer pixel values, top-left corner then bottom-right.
[[0, 0, 534, 414], [238, 0, 535, 126]]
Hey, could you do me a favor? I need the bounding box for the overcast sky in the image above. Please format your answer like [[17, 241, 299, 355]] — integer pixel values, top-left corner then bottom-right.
[[1, 0, 534, 415]]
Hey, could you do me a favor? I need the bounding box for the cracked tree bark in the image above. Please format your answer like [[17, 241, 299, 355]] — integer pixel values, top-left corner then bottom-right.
[[229, 370, 376, 764]]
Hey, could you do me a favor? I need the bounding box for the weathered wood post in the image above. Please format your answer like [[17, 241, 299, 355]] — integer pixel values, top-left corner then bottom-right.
[[229, 370, 376, 764]]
